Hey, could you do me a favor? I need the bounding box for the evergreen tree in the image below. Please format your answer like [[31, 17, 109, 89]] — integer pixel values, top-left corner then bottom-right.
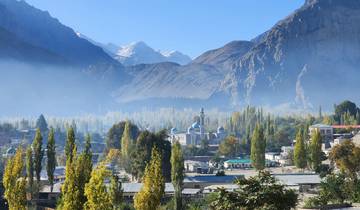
[[109, 175, 124, 209], [310, 129, 322, 171], [33, 128, 44, 183], [84, 165, 112, 210], [65, 126, 76, 162], [47, 128, 56, 192], [26, 146, 34, 198], [121, 121, 132, 158], [3, 148, 27, 210], [171, 141, 185, 210], [36, 114, 48, 133], [134, 147, 165, 210], [250, 124, 266, 170], [294, 128, 307, 169]]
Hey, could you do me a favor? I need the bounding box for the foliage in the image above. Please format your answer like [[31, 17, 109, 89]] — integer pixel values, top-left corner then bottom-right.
[[309, 129, 322, 171], [210, 171, 298, 210], [121, 121, 133, 159], [84, 165, 113, 210], [334, 100, 360, 124], [65, 126, 76, 162], [59, 146, 83, 210], [36, 114, 48, 133], [134, 147, 165, 210], [171, 141, 185, 210], [106, 121, 139, 150], [33, 128, 44, 183], [109, 175, 124, 209], [3, 147, 27, 210], [329, 140, 360, 179], [26, 145, 34, 197], [47, 128, 57, 193], [304, 173, 352, 208], [294, 128, 307, 169], [219, 136, 241, 158], [250, 124, 265, 170], [131, 130, 171, 181]]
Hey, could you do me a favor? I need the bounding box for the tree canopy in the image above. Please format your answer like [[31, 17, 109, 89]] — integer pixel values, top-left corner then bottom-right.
[[210, 171, 298, 210]]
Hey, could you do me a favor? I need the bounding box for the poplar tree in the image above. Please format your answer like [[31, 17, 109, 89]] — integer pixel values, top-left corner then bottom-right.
[[310, 129, 323, 171], [3, 148, 27, 210], [47, 128, 56, 192], [65, 126, 76, 162], [84, 165, 112, 210], [109, 175, 124, 209], [250, 124, 266, 170], [121, 121, 132, 158], [60, 146, 83, 210], [171, 141, 184, 210], [26, 146, 34, 198], [33, 128, 44, 183], [294, 128, 307, 169], [134, 147, 165, 210]]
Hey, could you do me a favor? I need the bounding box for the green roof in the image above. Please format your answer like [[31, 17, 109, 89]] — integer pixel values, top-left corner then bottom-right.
[[225, 159, 276, 164], [225, 159, 251, 164]]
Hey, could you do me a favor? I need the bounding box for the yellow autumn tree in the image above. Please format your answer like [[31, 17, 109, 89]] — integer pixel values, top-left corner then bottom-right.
[[84, 165, 112, 210], [3, 147, 27, 210], [134, 147, 165, 210]]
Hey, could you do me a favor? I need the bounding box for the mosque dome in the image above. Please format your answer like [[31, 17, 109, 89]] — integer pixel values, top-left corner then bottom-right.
[[192, 121, 200, 129], [187, 126, 195, 133], [217, 126, 225, 133], [6, 147, 16, 155], [170, 127, 177, 134]]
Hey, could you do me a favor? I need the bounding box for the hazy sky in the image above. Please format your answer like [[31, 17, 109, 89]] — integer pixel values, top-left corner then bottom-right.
[[25, 0, 304, 57]]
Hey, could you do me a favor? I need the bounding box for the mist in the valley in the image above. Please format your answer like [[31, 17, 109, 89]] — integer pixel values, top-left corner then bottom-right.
[[0, 60, 115, 117]]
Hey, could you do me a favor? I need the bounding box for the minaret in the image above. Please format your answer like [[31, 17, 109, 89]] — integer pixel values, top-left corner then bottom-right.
[[200, 107, 205, 137]]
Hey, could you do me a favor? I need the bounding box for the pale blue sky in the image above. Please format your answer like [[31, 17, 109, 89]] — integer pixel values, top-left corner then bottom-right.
[[25, 0, 304, 57]]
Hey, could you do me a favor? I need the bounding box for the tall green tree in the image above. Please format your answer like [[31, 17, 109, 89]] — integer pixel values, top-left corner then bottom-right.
[[106, 121, 139, 150], [47, 128, 56, 192], [121, 121, 132, 158], [36, 114, 48, 133], [131, 130, 171, 181], [3, 148, 27, 210], [294, 128, 307, 169], [219, 136, 241, 158], [250, 124, 266, 170], [59, 146, 83, 210], [33, 128, 44, 183], [134, 147, 165, 210], [84, 165, 112, 210], [26, 146, 34, 198], [310, 129, 322, 171], [109, 175, 124, 209], [171, 141, 185, 210], [65, 126, 76, 162]]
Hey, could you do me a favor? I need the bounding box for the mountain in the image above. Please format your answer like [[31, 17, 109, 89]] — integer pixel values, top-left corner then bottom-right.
[[115, 41, 166, 66], [161, 50, 192, 65], [0, 26, 65, 64], [114, 62, 224, 103], [114, 41, 192, 66], [192, 41, 254, 74], [0, 0, 123, 76], [220, 0, 360, 110]]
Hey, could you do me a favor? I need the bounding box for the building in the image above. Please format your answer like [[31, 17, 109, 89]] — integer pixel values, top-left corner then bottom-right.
[[184, 160, 209, 173], [223, 159, 278, 169], [169, 108, 227, 146], [309, 124, 333, 148]]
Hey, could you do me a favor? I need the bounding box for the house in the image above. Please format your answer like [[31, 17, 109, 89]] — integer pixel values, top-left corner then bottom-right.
[[223, 158, 278, 169], [309, 124, 333, 149]]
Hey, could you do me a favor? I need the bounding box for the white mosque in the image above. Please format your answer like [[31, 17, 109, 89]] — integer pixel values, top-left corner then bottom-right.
[[169, 108, 227, 146]]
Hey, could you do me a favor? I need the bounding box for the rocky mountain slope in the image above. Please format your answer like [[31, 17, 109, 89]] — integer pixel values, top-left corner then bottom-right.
[[221, 0, 360, 109]]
